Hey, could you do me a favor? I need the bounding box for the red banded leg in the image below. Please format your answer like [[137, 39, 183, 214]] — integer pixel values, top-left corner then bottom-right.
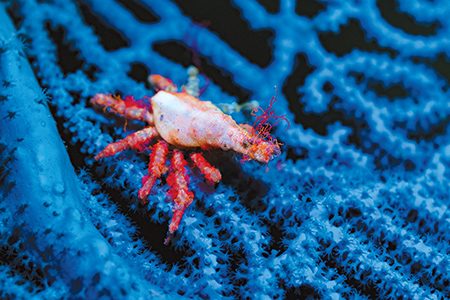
[[190, 153, 222, 183], [148, 74, 177, 92], [91, 93, 154, 124], [95, 127, 158, 160], [138, 140, 169, 204], [165, 150, 194, 245]]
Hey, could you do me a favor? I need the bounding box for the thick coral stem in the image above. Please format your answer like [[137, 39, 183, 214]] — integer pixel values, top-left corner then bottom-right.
[[95, 127, 158, 160], [166, 150, 194, 242], [138, 140, 169, 203], [91, 93, 153, 124], [190, 153, 222, 183]]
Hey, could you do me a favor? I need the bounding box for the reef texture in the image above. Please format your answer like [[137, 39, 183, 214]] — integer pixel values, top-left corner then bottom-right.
[[1, 0, 449, 299]]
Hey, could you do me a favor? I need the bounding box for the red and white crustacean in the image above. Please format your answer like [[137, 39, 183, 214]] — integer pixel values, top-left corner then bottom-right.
[[91, 71, 281, 244]]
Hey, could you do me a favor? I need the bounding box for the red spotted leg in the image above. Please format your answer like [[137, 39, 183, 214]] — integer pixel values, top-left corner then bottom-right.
[[190, 153, 222, 183], [148, 74, 177, 92], [95, 127, 159, 160], [165, 150, 194, 245], [138, 140, 169, 204], [91, 94, 154, 124]]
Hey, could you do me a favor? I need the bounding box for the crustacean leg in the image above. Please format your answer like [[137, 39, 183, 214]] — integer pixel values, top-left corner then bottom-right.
[[91, 93, 154, 124], [190, 152, 222, 183], [165, 150, 194, 245], [95, 127, 158, 160], [148, 74, 177, 93], [138, 140, 169, 204]]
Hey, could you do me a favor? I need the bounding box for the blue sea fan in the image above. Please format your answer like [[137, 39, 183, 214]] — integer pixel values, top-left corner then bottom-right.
[[0, 0, 449, 299]]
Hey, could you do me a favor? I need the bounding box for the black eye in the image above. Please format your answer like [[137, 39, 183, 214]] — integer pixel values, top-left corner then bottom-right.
[[242, 140, 249, 149]]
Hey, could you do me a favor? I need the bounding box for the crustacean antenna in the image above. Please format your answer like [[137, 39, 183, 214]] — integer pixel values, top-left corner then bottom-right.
[[251, 89, 290, 142], [238, 90, 288, 163]]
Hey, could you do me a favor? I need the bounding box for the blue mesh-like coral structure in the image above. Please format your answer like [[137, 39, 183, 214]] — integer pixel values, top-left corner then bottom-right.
[[1, 0, 449, 298]]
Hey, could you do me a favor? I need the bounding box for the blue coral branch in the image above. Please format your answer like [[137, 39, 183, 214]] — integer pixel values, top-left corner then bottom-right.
[[2, 0, 449, 298]]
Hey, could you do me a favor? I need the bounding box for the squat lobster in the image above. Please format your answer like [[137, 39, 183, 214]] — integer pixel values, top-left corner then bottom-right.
[[91, 70, 281, 244]]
